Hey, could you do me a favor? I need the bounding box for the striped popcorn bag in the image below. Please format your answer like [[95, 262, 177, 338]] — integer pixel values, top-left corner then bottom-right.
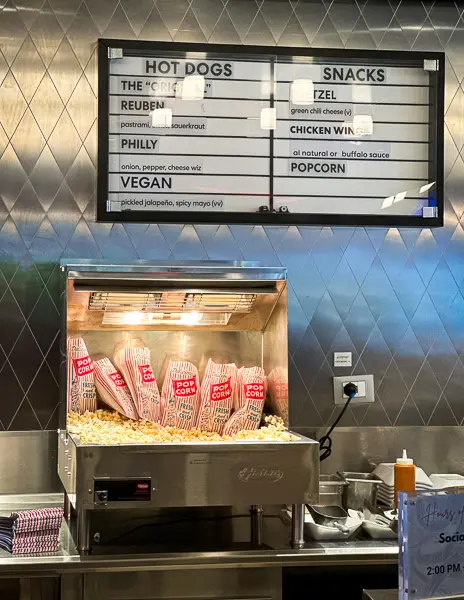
[[160, 359, 200, 430], [196, 359, 237, 434], [267, 366, 288, 423], [223, 366, 266, 435], [94, 357, 138, 420], [67, 338, 97, 414], [114, 339, 161, 422]]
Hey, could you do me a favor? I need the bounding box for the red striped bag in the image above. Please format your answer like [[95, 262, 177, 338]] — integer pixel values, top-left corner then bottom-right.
[[160, 359, 200, 430], [196, 360, 237, 434], [223, 366, 266, 435], [93, 357, 138, 420], [267, 366, 288, 423], [67, 338, 97, 414], [114, 339, 161, 422]]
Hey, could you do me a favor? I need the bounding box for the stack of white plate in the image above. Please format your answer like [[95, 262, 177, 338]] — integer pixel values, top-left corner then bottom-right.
[[429, 473, 464, 489], [373, 463, 433, 507]]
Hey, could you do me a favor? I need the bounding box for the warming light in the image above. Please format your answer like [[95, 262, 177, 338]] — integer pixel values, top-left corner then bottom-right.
[[103, 310, 218, 326], [179, 311, 203, 325], [123, 311, 143, 325]]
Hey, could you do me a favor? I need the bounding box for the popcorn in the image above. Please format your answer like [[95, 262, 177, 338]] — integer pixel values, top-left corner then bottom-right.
[[67, 410, 297, 444]]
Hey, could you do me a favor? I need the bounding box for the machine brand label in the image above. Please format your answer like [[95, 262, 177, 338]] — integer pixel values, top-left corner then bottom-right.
[[210, 378, 232, 401], [138, 364, 156, 383], [173, 377, 198, 397], [72, 355, 94, 377], [109, 372, 127, 387], [238, 467, 283, 483], [244, 382, 265, 401]]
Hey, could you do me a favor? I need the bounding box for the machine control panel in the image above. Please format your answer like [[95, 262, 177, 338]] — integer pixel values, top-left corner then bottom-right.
[[94, 479, 151, 504]]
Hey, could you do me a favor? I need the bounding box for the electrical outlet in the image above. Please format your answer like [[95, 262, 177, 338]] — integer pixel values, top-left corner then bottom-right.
[[344, 379, 366, 398], [333, 374, 375, 405]]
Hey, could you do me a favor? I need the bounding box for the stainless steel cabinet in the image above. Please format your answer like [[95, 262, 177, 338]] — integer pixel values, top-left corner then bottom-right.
[[0, 577, 59, 600], [78, 568, 281, 600]]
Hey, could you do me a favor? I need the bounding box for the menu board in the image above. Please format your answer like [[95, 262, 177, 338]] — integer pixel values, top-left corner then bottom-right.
[[98, 41, 444, 226]]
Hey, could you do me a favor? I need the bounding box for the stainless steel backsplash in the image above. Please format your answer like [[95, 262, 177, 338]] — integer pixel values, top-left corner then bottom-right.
[[303, 426, 464, 475], [0, 430, 60, 493], [0, 0, 462, 431]]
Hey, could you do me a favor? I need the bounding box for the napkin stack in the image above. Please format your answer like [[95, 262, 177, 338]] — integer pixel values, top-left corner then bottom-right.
[[0, 507, 63, 555], [373, 463, 433, 507]]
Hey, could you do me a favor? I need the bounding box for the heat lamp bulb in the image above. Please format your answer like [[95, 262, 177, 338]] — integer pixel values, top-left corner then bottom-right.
[[180, 311, 202, 325]]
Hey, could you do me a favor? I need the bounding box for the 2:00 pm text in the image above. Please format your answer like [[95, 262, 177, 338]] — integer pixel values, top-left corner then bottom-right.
[[426, 563, 461, 575]]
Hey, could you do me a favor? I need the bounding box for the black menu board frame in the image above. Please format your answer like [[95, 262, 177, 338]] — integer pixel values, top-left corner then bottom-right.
[[97, 39, 445, 227]]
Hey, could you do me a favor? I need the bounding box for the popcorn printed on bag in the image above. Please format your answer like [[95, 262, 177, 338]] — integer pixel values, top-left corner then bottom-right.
[[138, 364, 156, 383], [94, 357, 138, 420], [197, 360, 237, 434], [223, 366, 266, 436], [67, 338, 97, 414], [114, 340, 161, 422], [160, 360, 200, 430], [267, 366, 288, 423]]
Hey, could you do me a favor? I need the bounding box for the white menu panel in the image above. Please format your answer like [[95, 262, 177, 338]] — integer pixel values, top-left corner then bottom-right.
[[108, 55, 271, 214], [273, 60, 431, 216]]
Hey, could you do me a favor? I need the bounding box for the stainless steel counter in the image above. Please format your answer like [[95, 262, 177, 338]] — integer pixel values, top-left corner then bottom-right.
[[0, 494, 398, 577]]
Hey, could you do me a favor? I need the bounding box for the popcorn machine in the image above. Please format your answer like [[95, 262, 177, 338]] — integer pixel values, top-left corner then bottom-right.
[[57, 261, 319, 553]]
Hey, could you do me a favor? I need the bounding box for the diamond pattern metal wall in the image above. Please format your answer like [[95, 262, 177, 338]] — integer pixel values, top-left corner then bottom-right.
[[0, 0, 463, 430]]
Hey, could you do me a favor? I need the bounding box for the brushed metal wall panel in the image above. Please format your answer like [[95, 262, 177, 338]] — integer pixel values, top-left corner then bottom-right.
[[0, 0, 462, 431], [0, 430, 60, 492], [304, 425, 464, 476]]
